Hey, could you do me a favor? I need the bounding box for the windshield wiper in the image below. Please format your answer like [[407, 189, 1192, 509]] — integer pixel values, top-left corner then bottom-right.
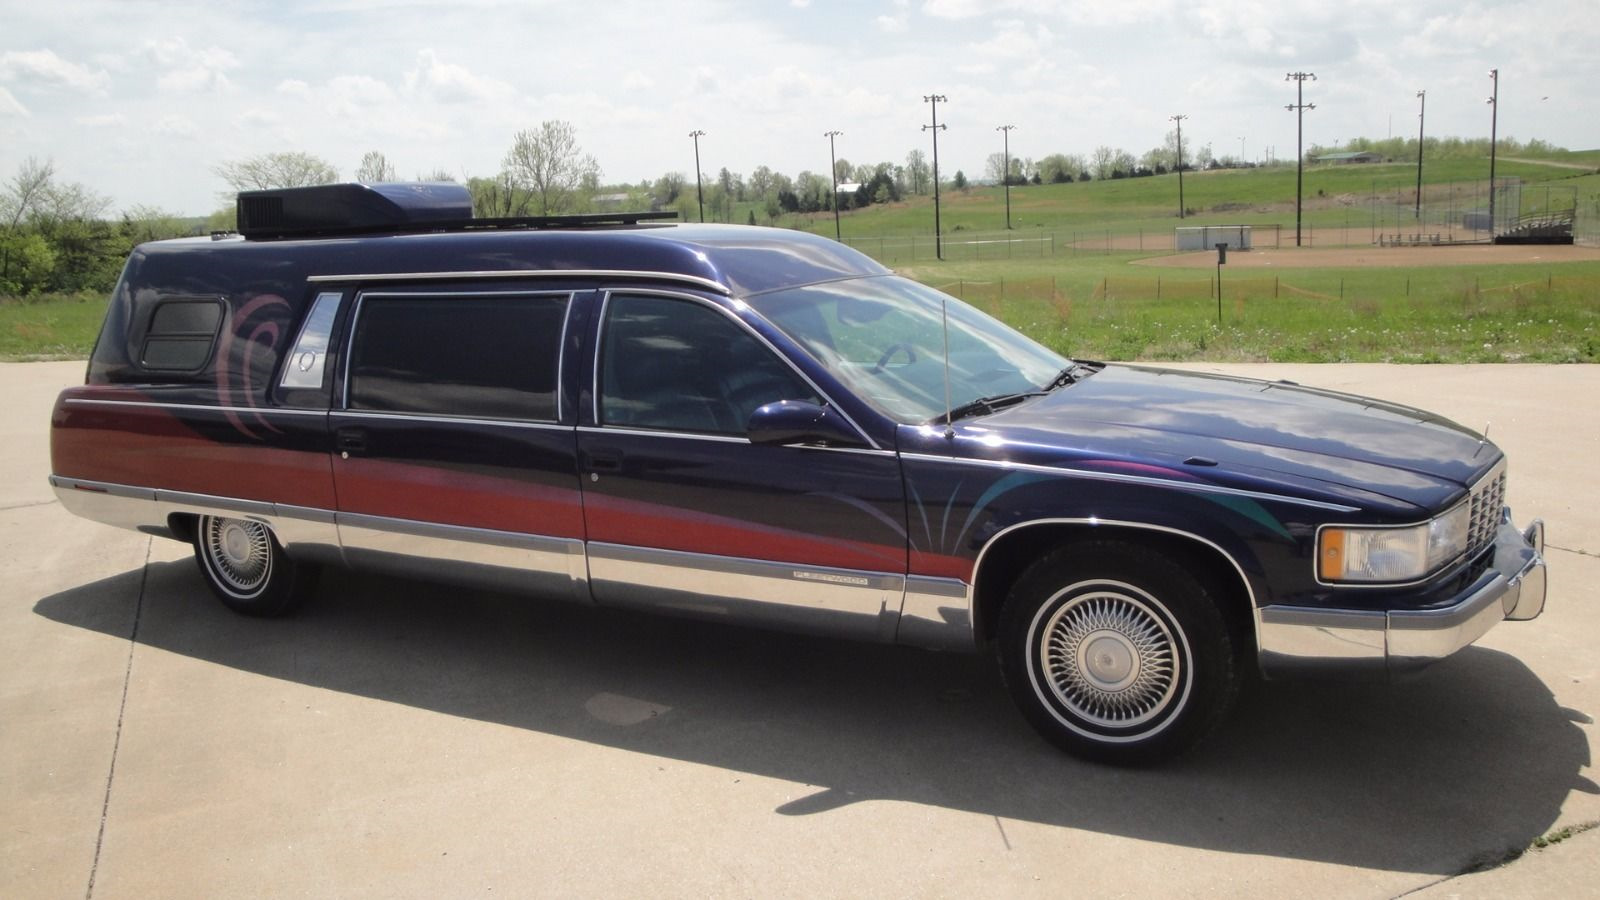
[[1043, 360, 1103, 391], [933, 390, 1045, 425]]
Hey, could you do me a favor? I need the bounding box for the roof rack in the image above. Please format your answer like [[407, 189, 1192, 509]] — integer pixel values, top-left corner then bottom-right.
[[236, 182, 678, 240]]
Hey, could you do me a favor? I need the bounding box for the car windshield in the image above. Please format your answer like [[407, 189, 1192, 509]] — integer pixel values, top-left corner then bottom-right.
[[745, 275, 1069, 424]]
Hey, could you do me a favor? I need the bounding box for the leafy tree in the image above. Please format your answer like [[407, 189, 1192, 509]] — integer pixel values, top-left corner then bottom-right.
[[356, 151, 397, 184], [215, 152, 339, 194], [502, 120, 602, 215], [952, 170, 968, 191], [904, 149, 930, 195], [122, 205, 191, 244]]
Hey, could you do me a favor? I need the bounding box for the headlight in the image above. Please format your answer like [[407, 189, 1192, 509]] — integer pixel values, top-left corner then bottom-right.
[[1318, 503, 1470, 584]]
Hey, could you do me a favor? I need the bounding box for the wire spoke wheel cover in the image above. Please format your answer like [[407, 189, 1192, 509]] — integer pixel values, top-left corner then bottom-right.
[[202, 515, 273, 598], [1035, 585, 1182, 730]]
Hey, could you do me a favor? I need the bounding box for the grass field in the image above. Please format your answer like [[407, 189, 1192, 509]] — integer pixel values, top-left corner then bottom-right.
[[0, 293, 105, 361], [5, 151, 1596, 364], [896, 255, 1600, 363]]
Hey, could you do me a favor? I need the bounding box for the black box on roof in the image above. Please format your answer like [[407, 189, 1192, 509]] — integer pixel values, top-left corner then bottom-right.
[[236, 182, 474, 239]]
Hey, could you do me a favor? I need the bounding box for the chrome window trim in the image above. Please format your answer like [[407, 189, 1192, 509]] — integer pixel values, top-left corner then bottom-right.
[[576, 425, 749, 445], [900, 451, 1361, 514], [969, 517, 1262, 660], [340, 410, 574, 433], [62, 398, 329, 418], [592, 288, 881, 450], [308, 269, 732, 296], [279, 291, 344, 390], [340, 288, 573, 420]]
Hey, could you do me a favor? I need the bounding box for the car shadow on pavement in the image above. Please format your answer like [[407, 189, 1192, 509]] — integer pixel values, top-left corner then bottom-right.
[[36, 558, 1595, 876]]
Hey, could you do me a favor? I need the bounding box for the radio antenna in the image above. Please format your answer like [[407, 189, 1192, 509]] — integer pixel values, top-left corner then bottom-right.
[[942, 296, 954, 440]]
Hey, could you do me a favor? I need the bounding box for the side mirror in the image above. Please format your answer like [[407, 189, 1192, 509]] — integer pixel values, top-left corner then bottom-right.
[[747, 400, 865, 448]]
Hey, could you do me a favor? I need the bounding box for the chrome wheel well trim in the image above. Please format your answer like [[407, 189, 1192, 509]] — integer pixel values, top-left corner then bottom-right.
[[969, 517, 1262, 661]]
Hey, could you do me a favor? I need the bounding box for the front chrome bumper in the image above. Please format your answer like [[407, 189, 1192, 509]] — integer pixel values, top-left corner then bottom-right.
[[1257, 513, 1546, 679]]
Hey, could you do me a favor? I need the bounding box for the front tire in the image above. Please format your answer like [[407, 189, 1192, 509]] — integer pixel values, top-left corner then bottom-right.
[[192, 515, 306, 617], [998, 541, 1239, 765]]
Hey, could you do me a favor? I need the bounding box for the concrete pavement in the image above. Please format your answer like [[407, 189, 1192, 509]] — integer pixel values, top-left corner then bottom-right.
[[3, 360, 1596, 898]]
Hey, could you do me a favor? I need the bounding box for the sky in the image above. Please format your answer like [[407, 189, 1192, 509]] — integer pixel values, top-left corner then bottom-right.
[[2, 0, 1595, 216]]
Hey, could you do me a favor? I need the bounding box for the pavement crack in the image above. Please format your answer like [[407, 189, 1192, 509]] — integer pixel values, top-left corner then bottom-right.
[[1545, 543, 1596, 559], [0, 499, 58, 512], [84, 537, 150, 900]]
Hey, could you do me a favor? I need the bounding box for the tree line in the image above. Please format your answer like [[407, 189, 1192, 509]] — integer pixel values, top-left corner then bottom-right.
[[0, 121, 1575, 298]]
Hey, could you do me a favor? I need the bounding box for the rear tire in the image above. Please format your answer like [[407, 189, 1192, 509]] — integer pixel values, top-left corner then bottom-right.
[[192, 515, 307, 617], [997, 541, 1239, 765]]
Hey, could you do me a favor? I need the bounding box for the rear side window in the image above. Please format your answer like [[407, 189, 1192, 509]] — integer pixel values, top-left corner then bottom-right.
[[347, 293, 569, 421], [141, 299, 224, 371]]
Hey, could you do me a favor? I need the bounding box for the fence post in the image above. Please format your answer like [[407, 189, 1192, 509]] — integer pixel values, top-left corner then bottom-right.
[[1340, 278, 1344, 301], [1157, 276, 1161, 300], [1275, 276, 1279, 299]]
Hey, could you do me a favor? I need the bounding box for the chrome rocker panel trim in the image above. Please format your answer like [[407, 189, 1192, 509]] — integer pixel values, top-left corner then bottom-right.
[[1258, 514, 1546, 679]]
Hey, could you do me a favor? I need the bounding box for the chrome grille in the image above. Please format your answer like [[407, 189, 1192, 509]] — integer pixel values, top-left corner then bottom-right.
[[1466, 464, 1506, 555]]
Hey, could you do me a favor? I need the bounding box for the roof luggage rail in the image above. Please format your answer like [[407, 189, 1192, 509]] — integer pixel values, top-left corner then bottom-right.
[[236, 182, 677, 240]]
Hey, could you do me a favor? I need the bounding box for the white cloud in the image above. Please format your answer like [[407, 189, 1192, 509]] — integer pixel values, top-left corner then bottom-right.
[[276, 79, 312, 97], [877, 13, 908, 33], [403, 49, 516, 104], [0, 49, 111, 94], [622, 71, 654, 91], [0, 86, 30, 117], [153, 115, 198, 138], [143, 38, 239, 94], [75, 112, 126, 127]]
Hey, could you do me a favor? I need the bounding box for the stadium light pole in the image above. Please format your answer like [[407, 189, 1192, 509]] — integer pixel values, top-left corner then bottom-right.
[[1487, 69, 1499, 236], [1170, 114, 1188, 218], [688, 130, 706, 223], [997, 124, 1016, 230], [923, 94, 948, 260], [1285, 71, 1317, 247], [825, 130, 843, 241], [1415, 90, 1426, 219]]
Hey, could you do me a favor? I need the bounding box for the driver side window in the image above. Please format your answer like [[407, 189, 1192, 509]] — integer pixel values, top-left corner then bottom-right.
[[599, 294, 819, 435]]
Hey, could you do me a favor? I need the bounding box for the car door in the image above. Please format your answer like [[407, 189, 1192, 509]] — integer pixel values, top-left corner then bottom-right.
[[576, 290, 909, 641], [329, 287, 589, 600]]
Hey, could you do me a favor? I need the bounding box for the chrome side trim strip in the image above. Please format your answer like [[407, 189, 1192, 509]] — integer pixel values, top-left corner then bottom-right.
[[576, 424, 748, 445], [587, 542, 903, 643], [898, 576, 975, 651], [62, 399, 329, 418], [48, 477, 342, 558], [900, 452, 1361, 513], [337, 511, 588, 604], [308, 269, 733, 296], [339, 410, 571, 432]]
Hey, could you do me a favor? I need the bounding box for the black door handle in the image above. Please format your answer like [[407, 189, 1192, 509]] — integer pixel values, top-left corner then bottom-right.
[[586, 447, 623, 472], [335, 426, 369, 457]]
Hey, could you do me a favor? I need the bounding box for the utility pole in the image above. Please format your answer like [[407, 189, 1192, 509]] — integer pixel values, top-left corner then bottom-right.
[[923, 94, 948, 260], [1415, 90, 1426, 219], [688, 130, 706, 223], [824, 130, 843, 241], [1285, 71, 1317, 247], [1238, 136, 1246, 163], [996, 124, 1016, 230], [1487, 68, 1499, 237], [1170, 114, 1188, 219]]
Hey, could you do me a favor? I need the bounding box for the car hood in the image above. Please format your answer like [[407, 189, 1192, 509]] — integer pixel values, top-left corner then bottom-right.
[[958, 365, 1496, 511]]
